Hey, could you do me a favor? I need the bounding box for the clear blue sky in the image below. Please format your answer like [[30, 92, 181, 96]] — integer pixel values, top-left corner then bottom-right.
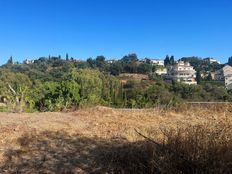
[[0, 0, 232, 65]]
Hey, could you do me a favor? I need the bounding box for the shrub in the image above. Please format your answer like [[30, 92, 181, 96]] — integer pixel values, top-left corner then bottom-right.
[[103, 122, 232, 173]]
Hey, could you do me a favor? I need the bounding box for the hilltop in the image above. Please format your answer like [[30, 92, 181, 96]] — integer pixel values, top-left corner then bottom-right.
[[1, 54, 232, 113]]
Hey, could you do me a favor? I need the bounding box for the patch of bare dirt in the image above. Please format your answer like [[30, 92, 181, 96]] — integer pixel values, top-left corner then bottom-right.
[[0, 106, 231, 173]]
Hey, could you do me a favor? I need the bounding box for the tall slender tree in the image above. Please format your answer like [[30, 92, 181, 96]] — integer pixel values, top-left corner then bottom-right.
[[7, 56, 13, 65], [206, 72, 213, 81], [66, 53, 69, 61], [196, 70, 202, 84], [228, 56, 232, 66], [164, 55, 170, 66], [170, 55, 175, 65]]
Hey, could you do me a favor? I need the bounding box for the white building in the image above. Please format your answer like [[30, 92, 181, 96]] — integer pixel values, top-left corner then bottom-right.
[[204, 58, 220, 64], [143, 58, 164, 66], [23, 59, 34, 65], [215, 65, 232, 90], [107, 60, 115, 64], [150, 59, 164, 66], [166, 61, 197, 85], [155, 68, 167, 76]]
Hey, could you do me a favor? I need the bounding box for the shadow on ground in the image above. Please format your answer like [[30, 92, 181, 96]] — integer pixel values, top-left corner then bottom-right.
[[0, 131, 150, 174], [1, 128, 231, 174]]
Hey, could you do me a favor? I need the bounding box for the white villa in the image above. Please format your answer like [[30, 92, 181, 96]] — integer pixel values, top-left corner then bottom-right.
[[150, 59, 164, 66], [143, 58, 164, 66], [155, 68, 167, 76], [203, 58, 220, 64], [23, 59, 34, 65], [166, 61, 197, 85], [215, 65, 232, 90], [107, 60, 116, 64]]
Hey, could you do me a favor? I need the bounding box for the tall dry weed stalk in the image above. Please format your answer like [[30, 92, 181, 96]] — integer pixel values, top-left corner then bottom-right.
[[104, 121, 232, 174]]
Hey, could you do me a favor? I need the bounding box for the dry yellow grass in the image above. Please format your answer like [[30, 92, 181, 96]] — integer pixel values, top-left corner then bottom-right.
[[0, 106, 231, 173], [118, 73, 149, 83]]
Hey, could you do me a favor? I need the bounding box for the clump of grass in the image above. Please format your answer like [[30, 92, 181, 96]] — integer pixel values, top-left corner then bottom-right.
[[102, 121, 232, 174]]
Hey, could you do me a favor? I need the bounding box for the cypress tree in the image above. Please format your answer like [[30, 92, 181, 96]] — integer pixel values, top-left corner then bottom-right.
[[164, 55, 170, 66], [7, 56, 13, 65], [228, 57, 232, 66], [196, 70, 202, 84], [206, 72, 213, 81], [66, 53, 69, 61], [170, 55, 175, 65]]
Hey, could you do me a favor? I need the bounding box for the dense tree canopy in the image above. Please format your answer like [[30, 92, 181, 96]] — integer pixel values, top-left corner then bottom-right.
[[0, 54, 231, 112]]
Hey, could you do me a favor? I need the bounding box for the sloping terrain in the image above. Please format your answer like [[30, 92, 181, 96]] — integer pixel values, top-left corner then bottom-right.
[[0, 106, 231, 173]]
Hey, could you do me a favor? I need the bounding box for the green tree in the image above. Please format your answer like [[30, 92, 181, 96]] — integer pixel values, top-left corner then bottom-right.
[[121, 53, 138, 63], [170, 56, 175, 65], [137, 63, 153, 74], [72, 69, 103, 106], [34, 80, 80, 111], [146, 84, 174, 105], [121, 54, 139, 73], [66, 53, 69, 61], [228, 56, 232, 66], [110, 62, 122, 76], [206, 73, 213, 81], [96, 56, 107, 71], [7, 56, 13, 65], [196, 70, 202, 84], [164, 55, 170, 66], [0, 69, 32, 112], [87, 58, 96, 68]]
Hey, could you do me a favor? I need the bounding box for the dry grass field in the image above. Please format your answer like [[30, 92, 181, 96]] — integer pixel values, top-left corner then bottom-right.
[[0, 105, 232, 173], [118, 73, 149, 84]]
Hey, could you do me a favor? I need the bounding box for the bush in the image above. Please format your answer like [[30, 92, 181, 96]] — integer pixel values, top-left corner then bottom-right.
[[104, 122, 232, 173]]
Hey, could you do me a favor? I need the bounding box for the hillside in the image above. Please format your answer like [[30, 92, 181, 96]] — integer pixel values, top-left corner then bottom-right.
[[1, 56, 232, 113]]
